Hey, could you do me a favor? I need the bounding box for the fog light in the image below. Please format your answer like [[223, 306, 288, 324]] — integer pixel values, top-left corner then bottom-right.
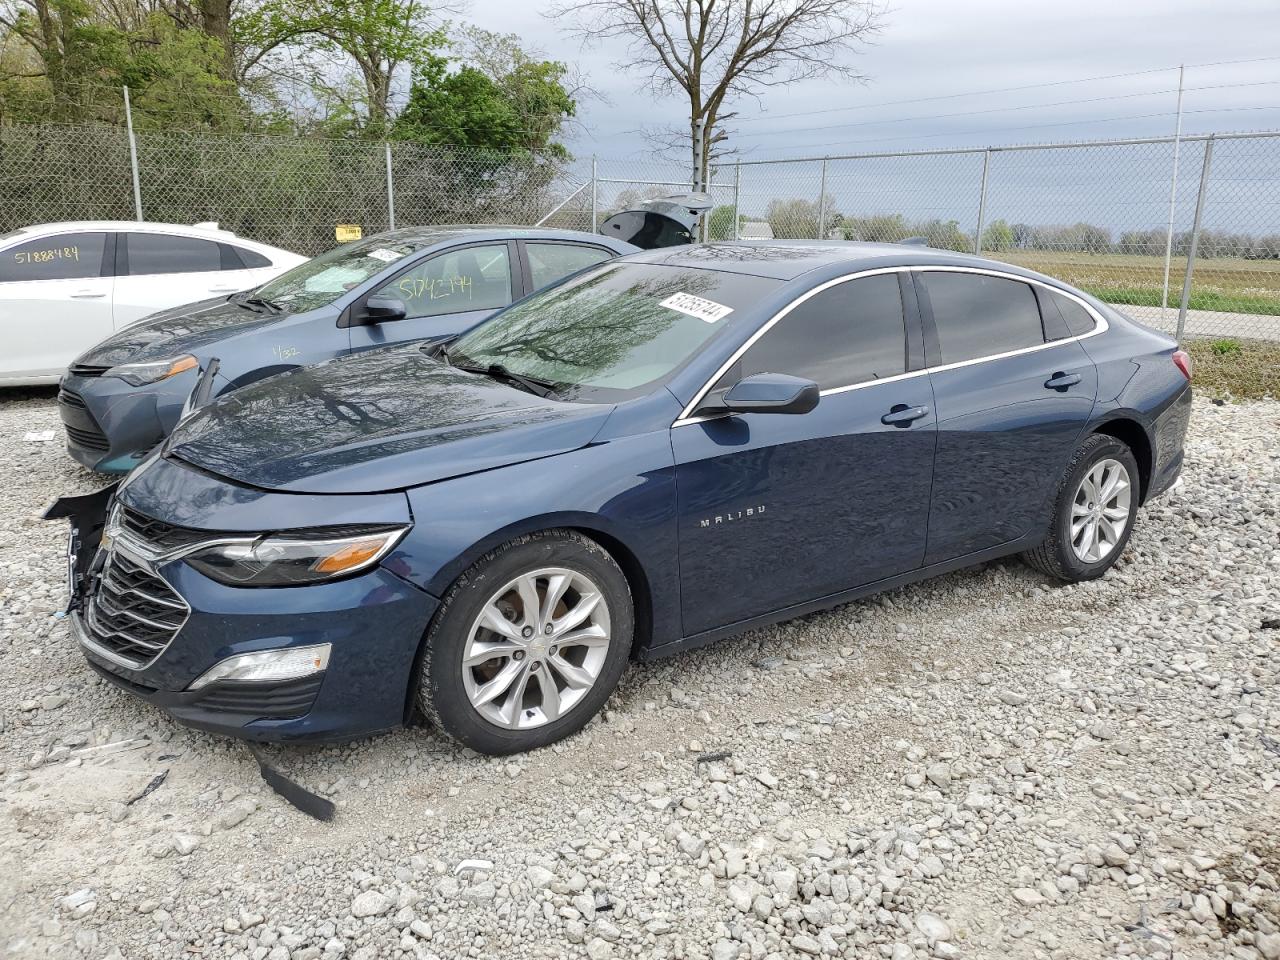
[[189, 643, 330, 689]]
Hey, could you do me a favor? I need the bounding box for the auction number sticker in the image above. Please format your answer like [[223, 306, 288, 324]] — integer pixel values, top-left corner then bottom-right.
[[659, 292, 734, 323], [366, 248, 404, 263]]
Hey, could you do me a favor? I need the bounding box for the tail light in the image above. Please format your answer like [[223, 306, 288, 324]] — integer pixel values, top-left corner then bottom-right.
[[1172, 350, 1193, 381]]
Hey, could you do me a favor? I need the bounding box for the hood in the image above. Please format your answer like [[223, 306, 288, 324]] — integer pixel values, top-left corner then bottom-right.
[[166, 344, 614, 494], [75, 296, 289, 367]]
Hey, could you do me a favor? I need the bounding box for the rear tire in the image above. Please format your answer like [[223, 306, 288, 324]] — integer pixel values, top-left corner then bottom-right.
[[1023, 434, 1139, 583], [415, 530, 633, 755]]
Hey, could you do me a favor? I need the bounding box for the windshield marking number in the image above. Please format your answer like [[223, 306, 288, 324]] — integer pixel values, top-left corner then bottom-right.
[[660, 292, 734, 323]]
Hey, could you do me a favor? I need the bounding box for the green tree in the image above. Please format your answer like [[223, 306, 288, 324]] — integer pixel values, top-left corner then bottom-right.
[[236, 0, 449, 132], [394, 36, 574, 157], [706, 204, 739, 240], [980, 218, 1014, 252]]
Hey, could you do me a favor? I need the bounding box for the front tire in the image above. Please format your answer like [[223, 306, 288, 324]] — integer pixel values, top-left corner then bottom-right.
[[416, 530, 633, 754], [1023, 434, 1140, 583]]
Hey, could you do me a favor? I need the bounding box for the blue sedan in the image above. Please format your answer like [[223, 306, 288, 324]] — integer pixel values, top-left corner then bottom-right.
[[49, 241, 1193, 753], [56, 227, 639, 472]]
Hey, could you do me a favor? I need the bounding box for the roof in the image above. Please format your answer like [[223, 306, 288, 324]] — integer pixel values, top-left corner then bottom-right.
[[18, 220, 242, 236], [622, 239, 1044, 282], [364, 225, 637, 252]]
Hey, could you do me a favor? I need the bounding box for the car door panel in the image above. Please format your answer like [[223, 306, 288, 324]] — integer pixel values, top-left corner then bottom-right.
[[917, 271, 1099, 565], [112, 232, 248, 328], [672, 379, 937, 636], [670, 271, 934, 637], [0, 231, 114, 380]]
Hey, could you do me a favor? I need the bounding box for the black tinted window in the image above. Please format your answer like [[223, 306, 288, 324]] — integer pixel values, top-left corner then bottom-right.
[[1049, 289, 1098, 336], [229, 245, 272, 269], [127, 233, 222, 275], [0, 233, 106, 282], [527, 242, 613, 289], [725, 273, 906, 391], [925, 272, 1043, 364]]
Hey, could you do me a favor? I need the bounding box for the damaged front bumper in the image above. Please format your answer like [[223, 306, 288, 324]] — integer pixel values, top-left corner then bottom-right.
[[44, 483, 438, 743]]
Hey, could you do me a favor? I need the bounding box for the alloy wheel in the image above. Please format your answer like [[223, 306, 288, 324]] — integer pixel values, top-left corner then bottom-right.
[[1070, 458, 1132, 563], [461, 567, 612, 729]]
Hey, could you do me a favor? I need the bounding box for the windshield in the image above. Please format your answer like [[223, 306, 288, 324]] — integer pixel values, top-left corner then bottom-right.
[[451, 262, 782, 401], [254, 236, 434, 312]]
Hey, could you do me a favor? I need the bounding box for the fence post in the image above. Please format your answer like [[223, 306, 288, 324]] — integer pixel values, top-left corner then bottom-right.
[[590, 155, 598, 231], [817, 157, 829, 239], [1160, 64, 1187, 321], [1176, 135, 1214, 343], [974, 148, 991, 254], [732, 162, 741, 240], [384, 142, 396, 230], [122, 86, 143, 221]]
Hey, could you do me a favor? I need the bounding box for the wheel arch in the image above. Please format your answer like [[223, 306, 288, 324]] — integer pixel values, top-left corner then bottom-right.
[[1091, 415, 1153, 502], [401, 514, 657, 726]]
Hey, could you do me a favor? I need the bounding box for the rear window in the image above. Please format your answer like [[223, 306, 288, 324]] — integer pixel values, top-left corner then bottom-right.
[[451, 262, 782, 402], [1049, 289, 1099, 337], [228, 245, 273, 269], [526, 242, 614, 290], [923, 272, 1044, 365]]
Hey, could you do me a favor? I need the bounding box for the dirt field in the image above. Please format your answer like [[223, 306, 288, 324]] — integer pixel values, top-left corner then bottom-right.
[[995, 251, 1280, 317]]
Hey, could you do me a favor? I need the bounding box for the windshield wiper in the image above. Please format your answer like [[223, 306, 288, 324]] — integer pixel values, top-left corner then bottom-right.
[[453, 361, 558, 398], [243, 296, 284, 313]]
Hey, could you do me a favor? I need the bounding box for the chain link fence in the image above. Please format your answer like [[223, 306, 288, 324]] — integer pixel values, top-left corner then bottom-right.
[[733, 133, 1280, 352], [2, 118, 1277, 369]]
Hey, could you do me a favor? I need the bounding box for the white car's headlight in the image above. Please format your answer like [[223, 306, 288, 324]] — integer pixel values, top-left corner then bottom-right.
[[104, 355, 197, 386], [186, 526, 409, 587]]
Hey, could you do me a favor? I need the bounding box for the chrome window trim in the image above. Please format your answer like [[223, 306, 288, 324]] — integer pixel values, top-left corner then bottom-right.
[[672, 263, 1107, 428]]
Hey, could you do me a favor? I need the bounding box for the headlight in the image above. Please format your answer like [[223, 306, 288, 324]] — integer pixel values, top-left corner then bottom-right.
[[185, 526, 408, 587], [104, 355, 197, 386]]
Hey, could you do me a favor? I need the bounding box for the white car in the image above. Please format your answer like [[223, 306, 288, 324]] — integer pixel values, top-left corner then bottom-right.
[[0, 221, 306, 385]]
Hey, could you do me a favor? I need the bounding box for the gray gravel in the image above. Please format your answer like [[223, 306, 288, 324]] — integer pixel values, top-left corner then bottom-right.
[[2, 388, 1278, 960]]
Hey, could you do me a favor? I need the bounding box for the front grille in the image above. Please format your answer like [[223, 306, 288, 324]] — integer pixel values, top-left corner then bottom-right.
[[119, 506, 211, 553], [58, 387, 110, 452], [64, 423, 110, 452], [84, 551, 188, 668], [68, 363, 110, 378]]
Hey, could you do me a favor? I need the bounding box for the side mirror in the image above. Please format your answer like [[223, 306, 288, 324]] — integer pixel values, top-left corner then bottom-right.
[[719, 372, 820, 415], [358, 296, 407, 324]]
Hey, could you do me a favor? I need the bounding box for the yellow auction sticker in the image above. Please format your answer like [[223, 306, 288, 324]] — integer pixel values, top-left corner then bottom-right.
[[335, 224, 363, 243]]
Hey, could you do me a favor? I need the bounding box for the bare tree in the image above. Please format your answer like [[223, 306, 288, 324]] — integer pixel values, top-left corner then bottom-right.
[[551, 0, 883, 185]]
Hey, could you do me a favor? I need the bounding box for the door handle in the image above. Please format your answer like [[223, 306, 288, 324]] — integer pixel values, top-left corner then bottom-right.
[[881, 404, 931, 426], [70, 290, 106, 299], [1045, 371, 1083, 390]]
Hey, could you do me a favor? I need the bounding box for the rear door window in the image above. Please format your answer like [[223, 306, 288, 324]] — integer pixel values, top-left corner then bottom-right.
[[126, 233, 223, 275], [923, 272, 1044, 365], [1048, 289, 1099, 337], [0, 233, 108, 282], [526, 242, 614, 290], [374, 243, 513, 319], [227, 245, 273, 269], [718, 273, 907, 391]]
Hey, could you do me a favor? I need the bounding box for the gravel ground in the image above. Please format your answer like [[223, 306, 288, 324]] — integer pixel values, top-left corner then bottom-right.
[[2, 388, 1278, 960]]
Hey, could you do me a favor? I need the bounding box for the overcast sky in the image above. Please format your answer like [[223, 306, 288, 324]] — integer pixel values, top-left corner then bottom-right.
[[493, 0, 1280, 163]]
